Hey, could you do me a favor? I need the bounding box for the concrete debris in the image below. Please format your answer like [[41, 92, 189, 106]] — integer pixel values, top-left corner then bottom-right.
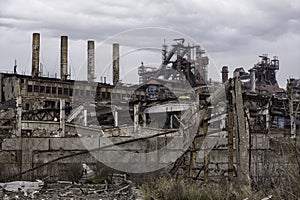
[[0, 180, 44, 197], [57, 181, 73, 184], [1, 175, 142, 199], [261, 195, 273, 200]]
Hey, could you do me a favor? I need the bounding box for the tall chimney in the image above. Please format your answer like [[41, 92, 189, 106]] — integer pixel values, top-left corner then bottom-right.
[[60, 36, 68, 80], [221, 66, 229, 83], [32, 33, 40, 78], [87, 41, 95, 82], [112, 43, 119, 85]]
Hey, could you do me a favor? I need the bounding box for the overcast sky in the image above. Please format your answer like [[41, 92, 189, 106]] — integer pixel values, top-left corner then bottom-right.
[[0, 0, 299, 87]]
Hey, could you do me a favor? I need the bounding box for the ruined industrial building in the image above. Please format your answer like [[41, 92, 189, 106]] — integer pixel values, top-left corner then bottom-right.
[[1, 33, 300, 199]]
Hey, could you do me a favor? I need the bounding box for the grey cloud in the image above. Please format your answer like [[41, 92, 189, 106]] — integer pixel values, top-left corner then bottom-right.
[[0, 21, 14, 28], [0, 0, 299, 86]]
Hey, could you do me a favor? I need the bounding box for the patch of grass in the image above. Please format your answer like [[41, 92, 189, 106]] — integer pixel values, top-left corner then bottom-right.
[[140, 177, 264, 200], [86, 177, 107, 184]]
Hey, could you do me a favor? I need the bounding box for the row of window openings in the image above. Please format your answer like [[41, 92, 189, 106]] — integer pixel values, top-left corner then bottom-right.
[[27, 85, 98, 97], [26, 85, 145, 99]]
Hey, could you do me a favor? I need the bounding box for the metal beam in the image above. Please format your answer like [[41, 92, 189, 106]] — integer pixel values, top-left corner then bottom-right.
[[145, 103, 192, 113]]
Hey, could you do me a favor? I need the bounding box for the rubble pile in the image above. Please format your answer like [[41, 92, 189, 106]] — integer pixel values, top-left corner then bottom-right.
[[0, 174, 143, 200]]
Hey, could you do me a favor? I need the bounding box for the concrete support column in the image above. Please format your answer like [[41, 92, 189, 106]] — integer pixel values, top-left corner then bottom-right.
[[291, 113, 297, 138], [21, 138, 33, 180], [204, 150, 210, 182], [203, 112, 209, 183], [189, 141, 196, 178], [114, 109, 118, 127], [264, 104, 270, 148], [60, 99, 65, 137], [134, 103, 140, 133], [249, 69, 256, 92], [196, 47, 204, 82], [227, 90, 234, 181], [83, 109, 87, 127], [288, 80, 296, 138], [142, 113, 147, 128], [32, 33, 40, 78], [234, 78, 250, 187], [16, 96, 22, 137], [204, 67, 208, 83]]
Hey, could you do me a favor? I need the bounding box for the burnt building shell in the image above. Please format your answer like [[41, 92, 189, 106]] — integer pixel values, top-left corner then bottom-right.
[[0, 73, 146, 109]]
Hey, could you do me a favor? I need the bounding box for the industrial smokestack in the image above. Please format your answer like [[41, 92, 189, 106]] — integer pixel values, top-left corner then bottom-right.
[[112, 43, 119, 85], [60, 36, 68, 80], [87, 41, 95, 82], [32, 33, 40, 78], [249, 69, 256, 92], [221, 66, 229, 83]]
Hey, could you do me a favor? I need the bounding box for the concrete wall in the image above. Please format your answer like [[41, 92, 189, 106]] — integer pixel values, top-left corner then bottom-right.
[[0, 136, 179, 181], [0, 134, 299, 182], [2, 77, 20, 101]]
